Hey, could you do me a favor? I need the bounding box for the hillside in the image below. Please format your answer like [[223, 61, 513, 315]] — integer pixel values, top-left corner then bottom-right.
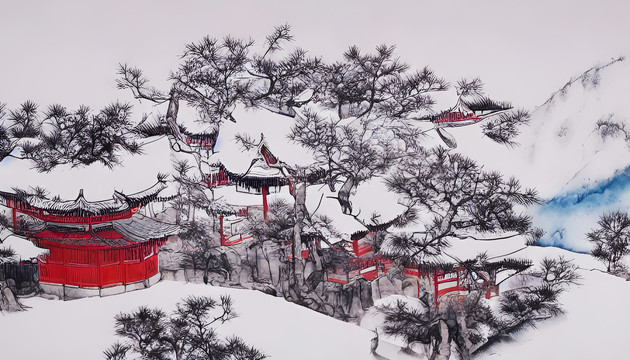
[[450, 57, 630, 252], [1, 237, 625, 360], [454, 57, 630, 196]]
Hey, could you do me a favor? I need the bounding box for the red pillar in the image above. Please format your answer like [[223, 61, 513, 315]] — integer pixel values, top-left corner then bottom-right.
[[120, 248, 126, 285], [434, 270, 439, 311], [97, 248, 102, 288], [262, 186, 268, 222], [12, 208, 17, 230]]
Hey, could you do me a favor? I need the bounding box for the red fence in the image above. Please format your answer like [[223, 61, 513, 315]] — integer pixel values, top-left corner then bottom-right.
[[205, 169, 232, 188], [36, 240, 163, 288], [39, 253, 159, 288], [326, 256, 394, 283]]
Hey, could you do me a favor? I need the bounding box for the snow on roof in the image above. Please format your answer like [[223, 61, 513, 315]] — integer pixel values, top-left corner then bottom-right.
[[439, 233, 529, 263], [305, 177, 407, 241], [0, 180, 169, 216], [212, 106, 316, 172]]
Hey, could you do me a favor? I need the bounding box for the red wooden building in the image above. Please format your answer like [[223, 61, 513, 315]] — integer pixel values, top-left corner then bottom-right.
[[0, 181, 179, 299], [325, 230, 395, 284], [205, 135, 291, 223], [403, 258, 532, 310]]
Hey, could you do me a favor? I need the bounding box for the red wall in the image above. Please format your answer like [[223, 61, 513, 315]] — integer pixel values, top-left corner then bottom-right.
[[36, 240, 163, 288]]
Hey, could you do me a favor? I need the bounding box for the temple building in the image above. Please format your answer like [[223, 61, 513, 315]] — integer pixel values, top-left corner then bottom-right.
[[206, 135, 293, 246], [0, 180, 179, 299]]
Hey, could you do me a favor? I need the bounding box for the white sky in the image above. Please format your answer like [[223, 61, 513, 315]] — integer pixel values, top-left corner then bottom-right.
[[1, 0, 628, 112], [0, 0, 628, 198]]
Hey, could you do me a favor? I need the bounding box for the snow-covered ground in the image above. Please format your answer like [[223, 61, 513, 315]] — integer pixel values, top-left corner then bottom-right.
[[0, 240, 626, 360], [359, 239, 626, 360], [2, 60, 629, 359], [0, 281, 373, 360], [476, 268, 630, 360]]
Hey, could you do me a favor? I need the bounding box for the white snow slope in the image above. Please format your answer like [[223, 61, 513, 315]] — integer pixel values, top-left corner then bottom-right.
[[0, 281, 375, 360], [1, 239, 627, 360], [455, 57, 630, 198]]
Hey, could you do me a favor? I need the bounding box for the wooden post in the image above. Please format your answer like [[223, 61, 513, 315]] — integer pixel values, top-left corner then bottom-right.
[[12, 208, 16, 230]]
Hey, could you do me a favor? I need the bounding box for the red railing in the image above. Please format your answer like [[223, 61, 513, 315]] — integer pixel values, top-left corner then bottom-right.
[[352, 233, 376, 258], [38, 253, 159, 288], [434, 268, 465, 297], [325, 256, 394, 283], [434, 112, 480, 124], [205, 170, 232, 188], [327, 270, 349, 284], [185, 137, 214, 148], [221, 234, 249, 246], [35, 240, 164, 288]]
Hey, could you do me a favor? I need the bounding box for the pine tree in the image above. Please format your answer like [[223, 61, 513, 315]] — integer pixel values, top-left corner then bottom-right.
[[382, 147, 539, 263], [0, 101, 141, 171], [104, 295, 266, 360], [587, 211, 630, 272]]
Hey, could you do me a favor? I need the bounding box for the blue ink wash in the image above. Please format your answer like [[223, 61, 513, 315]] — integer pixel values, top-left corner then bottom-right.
[[535, 166, 630, 252]]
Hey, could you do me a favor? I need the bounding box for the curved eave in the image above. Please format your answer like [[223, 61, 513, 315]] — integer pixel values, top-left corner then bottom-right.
[[1, 179, 169, 217], [114, 179, 169, 207]]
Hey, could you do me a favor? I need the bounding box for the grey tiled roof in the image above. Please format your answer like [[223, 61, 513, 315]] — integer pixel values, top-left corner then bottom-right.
[[112, 214, 180, 243]]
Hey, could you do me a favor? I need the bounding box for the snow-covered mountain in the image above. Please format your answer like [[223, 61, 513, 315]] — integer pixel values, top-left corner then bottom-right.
[[452, 56, 630, 252]]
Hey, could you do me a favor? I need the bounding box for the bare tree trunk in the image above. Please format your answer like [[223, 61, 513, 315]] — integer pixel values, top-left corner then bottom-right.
[[456, 315, 473, 360], [292, 182, 307, 288], [338, 177, 356, 215], [165, 90, 183, 143], [310, 241, 323, 273], [175, 188, 182, 225], [434, 320, 451, 360], [262, 244, 275, 286], [255, 247, 260, 282]]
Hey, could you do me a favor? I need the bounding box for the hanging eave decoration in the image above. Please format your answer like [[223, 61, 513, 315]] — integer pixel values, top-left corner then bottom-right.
[[431, 96, 512, 128], [184, 131, 218, 149]]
